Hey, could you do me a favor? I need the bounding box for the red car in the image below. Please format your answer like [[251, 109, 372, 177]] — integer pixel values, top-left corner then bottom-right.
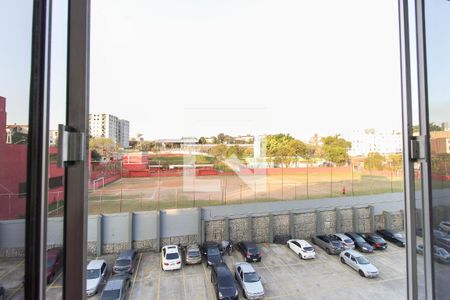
[[47, 247, 63, 284]]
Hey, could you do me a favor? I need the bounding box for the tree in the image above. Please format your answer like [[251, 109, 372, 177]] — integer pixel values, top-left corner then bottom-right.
[[208, 144, 228, 160], [364, 152, 385, 171], [321, 135, 351, 165], [198, 137, 207, 144], [139, 141, 155, 151], [226, 145, 246, 160], [89, 137, 118, 158], [91, 149, 102, 161], [413, 122, 442, 133], [217, 133, 226, 144], [11, 131, 28, 144], [387, 153, 403, 171]]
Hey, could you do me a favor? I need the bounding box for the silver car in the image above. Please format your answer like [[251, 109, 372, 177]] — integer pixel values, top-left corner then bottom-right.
[[86, 259, 107, 296], [234, 262, 264, 299], [333, 233, 355, 249], [339, 249, 379, 278], [184, 244, 202, 265]]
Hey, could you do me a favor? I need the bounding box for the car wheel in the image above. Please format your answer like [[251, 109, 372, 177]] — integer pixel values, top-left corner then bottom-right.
[[340, 257, 345, 264], [299, 253, 303, 259], [359, 270, 365, 277], [326, 248, 331, 255]]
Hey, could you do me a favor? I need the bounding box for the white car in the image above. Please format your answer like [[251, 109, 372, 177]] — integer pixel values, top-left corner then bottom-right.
[[234, 262, 265, 300], [287, 239, 316, 259], [333, 233, 355, 249], [438, 221, 450, 233], [161, 245, 182, 271], [339, 249, 379, 278], [86, 259, 107, 296]]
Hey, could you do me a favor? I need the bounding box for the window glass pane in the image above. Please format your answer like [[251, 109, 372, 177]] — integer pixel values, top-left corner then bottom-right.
[[89, 1, 406, 299], [425, 0, 450, 298], [0, 2, 33, 299]]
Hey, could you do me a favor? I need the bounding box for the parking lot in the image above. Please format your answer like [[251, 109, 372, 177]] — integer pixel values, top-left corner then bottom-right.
[[35, 240, 408, 300]]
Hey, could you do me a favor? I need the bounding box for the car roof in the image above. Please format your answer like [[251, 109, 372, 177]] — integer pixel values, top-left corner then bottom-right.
[[104, 275, 128, 290], [187, 244, 199, 250], [214, 263, 232, 275], [87, 259, 106, 270], [235, 262, 256, 273], [163, 245, 179, 252], [344, 249, 363, 257], [290, 239, 312, 246], [47, 247, 62, 257], [117, 250, 135, 259], [334, 233, 351, 240]]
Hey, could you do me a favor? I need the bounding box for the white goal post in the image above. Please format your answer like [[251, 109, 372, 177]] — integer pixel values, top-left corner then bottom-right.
[[92, 177, 105, 192]]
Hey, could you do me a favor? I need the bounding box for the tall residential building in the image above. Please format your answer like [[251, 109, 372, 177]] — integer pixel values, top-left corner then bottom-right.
[[89, 113, 130, 148], [344, 129, 402, 156]]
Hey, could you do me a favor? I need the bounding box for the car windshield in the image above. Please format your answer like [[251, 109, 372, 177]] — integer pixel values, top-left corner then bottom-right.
[[166, 253, 179, 260], [244, 272, 260, 283], [218, 275, 235, 288], [188, 250, 200, 257], [248, 248, 259, 255], [208, 248, 220, 255], [115, 259, 130, 267], [303, 246, 314, 251], [354, 236, 365, 243], [344, 239, 353, 244], [393, 233, 404, 238], [356, 256, 370, 265], [101, 289, 120, 300], [331, 241, 341, 247], [87, 269, 100, 279], [372, 236, 384, 243]]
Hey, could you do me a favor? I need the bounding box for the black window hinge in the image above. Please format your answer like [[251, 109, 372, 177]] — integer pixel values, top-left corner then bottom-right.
[[57, 124, 86, 167]]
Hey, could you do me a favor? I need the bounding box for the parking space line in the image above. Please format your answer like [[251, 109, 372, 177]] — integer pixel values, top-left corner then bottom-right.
[[6, 283, 23, 300], [129, 253, 142, 299], [157, 254, 161, 300], [201, 263, 215, 300], [0, 259, 24, 281], [46, 271, 63, 292], [181, 265, 188, 300]]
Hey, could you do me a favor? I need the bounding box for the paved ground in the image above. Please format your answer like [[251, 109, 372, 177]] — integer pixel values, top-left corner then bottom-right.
[[1, 239, 414, 300]]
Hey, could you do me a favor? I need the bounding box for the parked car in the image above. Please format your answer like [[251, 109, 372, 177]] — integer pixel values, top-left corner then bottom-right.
[[183, 244, 202, 265], [435, 237, 450, 253], [332, 233, 355, 249], [112, 250, 138, 275], [438, 221, 450, 233], [359, 233, 387, 250], [339, 249, 379, 278], [161, 245, 182, 271], [202, 241, 223, 267], [311, 235, 344, 255], [86, 259, 107, 296], [416, 244, 450, 264], [286, 239, 316, 259], [344, 232, 374, 253], [376, 229, 406, 247], [100, 274, 131, 300], [0, 286, 4, 300], [234, 262, 264, 299], [47, 247, 63, 284], [236, 241, 262, 262], [211, 263, 238, 300]]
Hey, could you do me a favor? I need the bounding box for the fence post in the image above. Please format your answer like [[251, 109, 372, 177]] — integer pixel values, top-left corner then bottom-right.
[[224, 217, 230, 241], [128, 212, 133, 250], [315, 210, 322, 235], [156, 210, 161, 251], [247, 215, 253, 242], [197, 208, 203, 245], [335, 208, 342, 233], [97, 214, 102, 256], [368, 205, 375, 232], [269, 214, 274, 243], [353, 207, 360, 232], [383, 211, 393, 230]]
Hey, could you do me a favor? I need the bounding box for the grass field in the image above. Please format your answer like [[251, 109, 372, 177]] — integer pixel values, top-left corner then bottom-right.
[[86, 169, 406, 214]]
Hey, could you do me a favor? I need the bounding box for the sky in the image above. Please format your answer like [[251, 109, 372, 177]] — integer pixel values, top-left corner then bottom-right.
[[0, 0, 448, 141]]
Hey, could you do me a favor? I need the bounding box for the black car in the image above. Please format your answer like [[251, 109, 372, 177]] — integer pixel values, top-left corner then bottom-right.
[[112, 250, 138, 274], [376, 229, 406, 247], [359, 233, 387, 250], [202, 241, 223, 267], [100, 274, 131, 300], [211, 263, 239, 300], [0, 286, 4, 300], [344, 232, 374, 253], [236, 241, 262, 262]]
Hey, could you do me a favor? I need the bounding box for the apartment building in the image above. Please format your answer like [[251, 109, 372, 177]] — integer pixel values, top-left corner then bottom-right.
[[344, 129, 402, 156], [89, 113, 129, 148]]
